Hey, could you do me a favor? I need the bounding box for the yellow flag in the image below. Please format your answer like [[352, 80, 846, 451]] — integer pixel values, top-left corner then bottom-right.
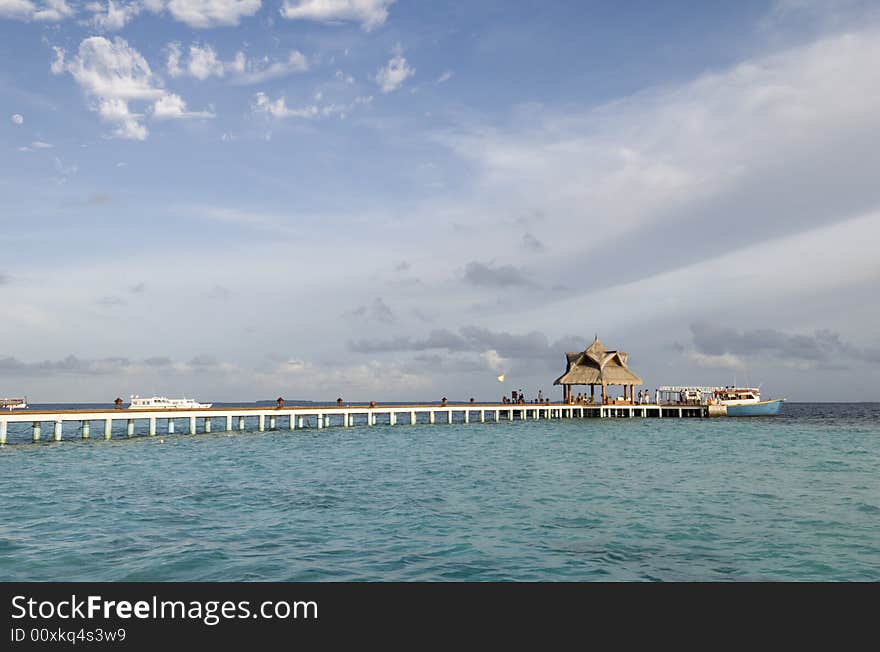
[[497, 374, 505, 383]]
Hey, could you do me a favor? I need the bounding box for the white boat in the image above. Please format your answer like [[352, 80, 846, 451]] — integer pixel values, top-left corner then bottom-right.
[[711, 387, 784, 416], [128, 395, 212, 409], [1, 397, 27, 410]]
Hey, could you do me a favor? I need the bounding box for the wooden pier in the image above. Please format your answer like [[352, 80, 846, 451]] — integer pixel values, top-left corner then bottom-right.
[[0, 402, 708, 444]]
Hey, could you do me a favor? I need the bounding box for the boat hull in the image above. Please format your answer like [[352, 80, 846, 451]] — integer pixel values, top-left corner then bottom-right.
[[725, 399, 784, 416]]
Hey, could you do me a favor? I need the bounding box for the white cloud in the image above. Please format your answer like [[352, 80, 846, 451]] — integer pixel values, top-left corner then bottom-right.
[[280, 0, 395, 31], [50, 46, 66, 74], [0, 0, 35, 19], [53, 37, 212, 140], [436, 70, 452, 84], [252, 92, 320, 119], [165, 42, 183, 77], [230, 50, 309, 84], [480, 349, 508, 373], [89, 0, 143, 30], [186, 43, 225, 79], [166, 43, 308, 84], [374, 49, 414, 92], [61, 37, 163, 101], [152, 93, 215, 120], [0, 0, 73, 21], [97, 98, 147, 140], [154, 0, 262, 28], [252, 91, 369, 120], [11, 113, 24, 125], [687, 352, 747, 372]]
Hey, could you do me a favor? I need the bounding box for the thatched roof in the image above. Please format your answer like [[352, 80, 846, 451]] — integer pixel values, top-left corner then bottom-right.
[[553, 336, 643, 386]]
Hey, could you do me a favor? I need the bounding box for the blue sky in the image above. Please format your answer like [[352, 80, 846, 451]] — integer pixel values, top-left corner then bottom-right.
[[2, 0, 879, 402]]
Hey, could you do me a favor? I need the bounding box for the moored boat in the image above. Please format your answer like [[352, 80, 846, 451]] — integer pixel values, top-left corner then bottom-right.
[[129, 395, 212, 409], [712, 387, 784, 416], [0, 397, 27, 410]]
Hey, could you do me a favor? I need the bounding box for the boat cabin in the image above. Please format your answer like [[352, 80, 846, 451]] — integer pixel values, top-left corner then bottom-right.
[[713, 388, 760, 402]]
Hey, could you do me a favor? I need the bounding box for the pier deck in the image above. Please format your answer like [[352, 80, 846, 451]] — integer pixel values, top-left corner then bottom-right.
[[0, 402, 707, 444]]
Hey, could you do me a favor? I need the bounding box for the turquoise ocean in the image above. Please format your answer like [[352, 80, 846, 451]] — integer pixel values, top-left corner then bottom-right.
[[1, 403, 877, 581]]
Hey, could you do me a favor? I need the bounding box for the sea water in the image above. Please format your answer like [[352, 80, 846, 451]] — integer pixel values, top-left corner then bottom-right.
[[1, 403, 877, 581]]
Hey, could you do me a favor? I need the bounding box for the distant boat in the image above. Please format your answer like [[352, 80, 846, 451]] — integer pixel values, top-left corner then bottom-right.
[[0, 397, 27, 411], [129, 395, 212, 409], [712, 387, 784, 416]]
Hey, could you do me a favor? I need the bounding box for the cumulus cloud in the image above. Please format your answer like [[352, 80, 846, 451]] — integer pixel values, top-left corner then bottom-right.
[[11, 113, 24, 125], [480, 349, 507, 373], [52, 37, 212, 140], [87, 0, 143, 30], [0, 0, 74, 21], [151, 0, 261, 28], [152, 93, 215, 120], [183, 43, 225, 79], [280, 0, 395, 31], [374, 48, 414, 92], [167, 43, 309, 84]]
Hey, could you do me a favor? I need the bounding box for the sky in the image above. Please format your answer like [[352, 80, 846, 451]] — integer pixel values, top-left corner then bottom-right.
[[1, 0, 879, 402]]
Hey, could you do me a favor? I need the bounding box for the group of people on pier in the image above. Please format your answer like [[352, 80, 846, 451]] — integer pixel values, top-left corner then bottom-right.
[[501, 390, 549, 405], [568, 388, 661, 406]]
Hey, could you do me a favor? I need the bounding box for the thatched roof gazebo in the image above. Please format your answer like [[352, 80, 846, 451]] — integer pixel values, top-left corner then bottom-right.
[[553, 336, 643, 404]]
